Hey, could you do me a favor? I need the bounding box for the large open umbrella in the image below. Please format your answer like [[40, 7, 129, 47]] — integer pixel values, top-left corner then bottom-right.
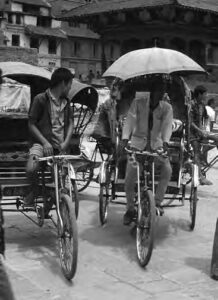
[[103, 47, 206, 80]]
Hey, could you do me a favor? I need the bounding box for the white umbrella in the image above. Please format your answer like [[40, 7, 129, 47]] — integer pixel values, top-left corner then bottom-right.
[[103, 47, 206, 80]]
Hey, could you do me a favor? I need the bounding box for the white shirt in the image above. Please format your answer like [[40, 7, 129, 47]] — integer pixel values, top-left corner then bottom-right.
[[205, 105, 216, 132]]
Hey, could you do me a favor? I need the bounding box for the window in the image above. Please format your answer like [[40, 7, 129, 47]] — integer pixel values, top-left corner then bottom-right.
[[110, 45, 114, 59], [48, 38, 57, 54], [30, 37, 39, 49], [72, 41, 80, 57], [37, 17, 51, 28], [207, 43, 218, 65], [12, 34, 20, 46], [16, 14, 21, 25], [68, 21, 80, 28], [92, 42, 97, 58], [23, 4, 39, 14], [8, 13, 13, 24]]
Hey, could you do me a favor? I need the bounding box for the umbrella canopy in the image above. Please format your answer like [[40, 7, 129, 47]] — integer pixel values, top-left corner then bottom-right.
[[0, 61, 51, 80], [68, 80, 98, 111], [0, 61, 51, 98], [103, 47, 206, 80]]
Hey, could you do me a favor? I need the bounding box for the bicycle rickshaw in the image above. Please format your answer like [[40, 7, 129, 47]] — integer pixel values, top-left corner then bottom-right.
[[95, 47, 211, 267], [0, 62, 98, 280]]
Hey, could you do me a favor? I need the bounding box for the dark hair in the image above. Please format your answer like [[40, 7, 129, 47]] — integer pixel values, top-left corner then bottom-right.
[[208, 98, 215, 106], [193, 85, 207, 98], [50, 68, 74, 88]]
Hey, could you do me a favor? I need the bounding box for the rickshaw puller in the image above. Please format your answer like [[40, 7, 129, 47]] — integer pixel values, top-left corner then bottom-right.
[[25, 68, 74, 207], [190, 85, 218, 186], [121, 79, 173, 225]]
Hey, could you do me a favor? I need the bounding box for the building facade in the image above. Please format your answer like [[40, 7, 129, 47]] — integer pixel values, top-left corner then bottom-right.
[[0, 0, 65, 69], [61, 0, 218, 81], [50, 0, 120, 79]]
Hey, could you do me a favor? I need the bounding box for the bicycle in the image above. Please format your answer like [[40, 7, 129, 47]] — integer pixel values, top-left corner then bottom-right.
[[37, 154, 81, 280]]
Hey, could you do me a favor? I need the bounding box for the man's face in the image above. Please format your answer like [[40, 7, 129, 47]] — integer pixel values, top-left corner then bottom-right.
[[61, 79, 72, 98], [198, 91, 207, 104], [150, 88, 165, 108], [111, 85, 121, 101]]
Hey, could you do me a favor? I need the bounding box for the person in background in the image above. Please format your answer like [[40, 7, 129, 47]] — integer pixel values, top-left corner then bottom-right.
[[190, 86, 218, 185], [87, 70, 95, 83], [96, 71, 101, 79], [25, 68, 74, 207], [121, 77, 173, 224], [205, 98, 216, 132], [202, 98, 217, 166]]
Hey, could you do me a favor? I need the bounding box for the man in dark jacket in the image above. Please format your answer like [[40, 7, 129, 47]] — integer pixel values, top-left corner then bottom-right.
[[25, 68, 74, 206]]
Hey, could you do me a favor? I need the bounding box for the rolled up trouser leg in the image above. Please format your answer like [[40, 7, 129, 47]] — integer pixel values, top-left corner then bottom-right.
[[125, 158, 137, 211], [155, 157, 172, 205]]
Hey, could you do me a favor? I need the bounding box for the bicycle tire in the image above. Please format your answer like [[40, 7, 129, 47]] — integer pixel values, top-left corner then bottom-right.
[[189, 186, 197, 231], [76, 166, 94, 192], [136, 189, 155, 268], [58, 193, 78, 280], [71, 180, 79, 219], [99, 184, 110, 225]]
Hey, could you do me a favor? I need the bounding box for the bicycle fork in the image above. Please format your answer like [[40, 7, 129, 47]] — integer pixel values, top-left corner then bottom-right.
[[54, 163, 64, 234]]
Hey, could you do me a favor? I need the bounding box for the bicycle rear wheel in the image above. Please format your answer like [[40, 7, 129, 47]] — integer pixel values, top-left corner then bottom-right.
[[189, 186, 197, 231], [58, 193, 78, 280], [136, 189, 155, 268], [76, 166, 94, 192], [99, 184, 110, 225]]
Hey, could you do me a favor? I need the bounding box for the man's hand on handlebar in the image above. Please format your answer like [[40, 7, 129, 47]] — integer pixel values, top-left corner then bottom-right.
[[43, 141, 53, 156], [156, 142, 169, 157]]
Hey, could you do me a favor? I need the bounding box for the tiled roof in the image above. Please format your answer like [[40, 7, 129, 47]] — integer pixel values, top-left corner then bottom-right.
[[13, 0, 51, 8], [25, 25, 67, 38], [49, 0, 85, 17], [61, 0, 218, 18], [64, 27, 99, 39]]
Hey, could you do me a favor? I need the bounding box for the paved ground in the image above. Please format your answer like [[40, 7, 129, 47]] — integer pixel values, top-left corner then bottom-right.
[[3, 149, 218, 300]]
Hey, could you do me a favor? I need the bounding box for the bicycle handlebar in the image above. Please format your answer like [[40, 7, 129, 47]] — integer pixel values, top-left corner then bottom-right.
[[125, 147, 160, 157], [38, 154, 83, 162]]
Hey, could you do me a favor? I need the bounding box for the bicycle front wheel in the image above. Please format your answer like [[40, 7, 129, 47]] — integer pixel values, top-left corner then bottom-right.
[[136, 189, 155, 268], [58, 193, 78, 280]]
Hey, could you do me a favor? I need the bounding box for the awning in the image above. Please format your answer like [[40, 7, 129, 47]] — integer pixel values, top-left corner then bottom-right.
[[25, 25, 67, 39]]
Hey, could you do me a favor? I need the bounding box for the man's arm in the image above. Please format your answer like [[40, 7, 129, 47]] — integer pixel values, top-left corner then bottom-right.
[[122, 99, 136, 140], [61, 118, 74, 152], [161, 103, 173, 144]]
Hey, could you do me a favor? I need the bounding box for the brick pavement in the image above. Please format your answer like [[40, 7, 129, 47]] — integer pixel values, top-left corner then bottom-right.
[[2, 149, 218, 300]]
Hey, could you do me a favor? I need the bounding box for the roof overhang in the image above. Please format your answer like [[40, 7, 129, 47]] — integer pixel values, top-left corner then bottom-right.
[[60, 0, 218, 20]]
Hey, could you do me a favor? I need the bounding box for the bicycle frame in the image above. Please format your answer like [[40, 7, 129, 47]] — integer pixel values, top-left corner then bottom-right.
[[38, 155, 81, 233]]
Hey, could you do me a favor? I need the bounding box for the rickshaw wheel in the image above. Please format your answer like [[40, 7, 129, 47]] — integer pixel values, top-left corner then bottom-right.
[[58, 193, 78, 280], [76, 167, 94, 192], [99, 184, 110, 225], [189, 186, 197, 231], [71, 180, 79, 219], [136, 189, 155, 268]]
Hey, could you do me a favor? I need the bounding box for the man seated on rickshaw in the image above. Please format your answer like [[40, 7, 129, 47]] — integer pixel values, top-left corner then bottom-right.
[[92, 79, 135, 155], [121, 77, 173, 224], [190, 85, 218, 185], [24, 68, 74, 206]]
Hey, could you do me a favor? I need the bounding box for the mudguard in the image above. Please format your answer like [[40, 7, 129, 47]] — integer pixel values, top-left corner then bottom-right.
[[99, 161, 109, 185]]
